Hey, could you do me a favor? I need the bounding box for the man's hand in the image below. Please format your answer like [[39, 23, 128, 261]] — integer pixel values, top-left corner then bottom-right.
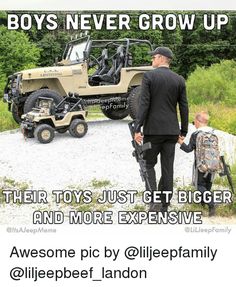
[[134, 132, 143, 144], [178, 135, 185, 145]]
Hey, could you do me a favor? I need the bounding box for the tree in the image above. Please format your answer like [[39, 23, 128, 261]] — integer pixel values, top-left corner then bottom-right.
[[187, 60, 236, 106], [175, 12, 236, 77], [0, 26, 40, 76], [37, 32, 71, 66], [0, 26, 40, 95]]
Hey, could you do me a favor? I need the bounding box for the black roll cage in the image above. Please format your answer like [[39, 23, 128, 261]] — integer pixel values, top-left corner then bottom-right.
[[63, 36, 153, 67]]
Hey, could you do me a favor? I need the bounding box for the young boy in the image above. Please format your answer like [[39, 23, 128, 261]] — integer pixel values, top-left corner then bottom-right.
[[178, 111, 216, 216]]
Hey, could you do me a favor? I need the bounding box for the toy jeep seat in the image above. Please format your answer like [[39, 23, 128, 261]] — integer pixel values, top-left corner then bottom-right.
[[92, 45, 125, 84], [37, 97, 56, 116]]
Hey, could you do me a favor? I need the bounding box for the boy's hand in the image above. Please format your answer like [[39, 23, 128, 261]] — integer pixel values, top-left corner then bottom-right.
[[178, 135, 184, 145]]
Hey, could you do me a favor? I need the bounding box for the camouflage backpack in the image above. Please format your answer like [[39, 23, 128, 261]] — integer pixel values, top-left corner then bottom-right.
[[195, 131, 222, 174]]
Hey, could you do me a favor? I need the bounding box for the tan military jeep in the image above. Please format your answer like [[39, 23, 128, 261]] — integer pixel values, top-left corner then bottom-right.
[[3, 36, 153, 123]]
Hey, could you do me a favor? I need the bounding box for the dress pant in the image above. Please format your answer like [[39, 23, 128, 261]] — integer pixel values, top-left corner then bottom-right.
[[143, 135, 178, 207]]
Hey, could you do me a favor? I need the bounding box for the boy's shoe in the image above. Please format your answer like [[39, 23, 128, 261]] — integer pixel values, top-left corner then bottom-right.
[[209, 205, 216, 217]]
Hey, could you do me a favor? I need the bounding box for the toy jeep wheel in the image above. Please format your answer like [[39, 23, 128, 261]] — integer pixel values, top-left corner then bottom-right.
[[101, 101, 129, 120], [69, 119, 88, 138], [128, 86, 141, 119], [24, 89, 63, 114], [34, 124, 55, 144]]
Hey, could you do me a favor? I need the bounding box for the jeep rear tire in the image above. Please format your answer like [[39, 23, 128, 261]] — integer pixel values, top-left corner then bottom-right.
[[24, 89, 63, 114], [128, 86, 141, 119], [69, 119, 88, 138], [34, 124, 55, 144], [101, 102, 129, 120]]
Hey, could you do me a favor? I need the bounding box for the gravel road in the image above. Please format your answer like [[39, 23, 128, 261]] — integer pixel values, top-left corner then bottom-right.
[[0, 119, 194, 191], [0, 119, 235, 224]]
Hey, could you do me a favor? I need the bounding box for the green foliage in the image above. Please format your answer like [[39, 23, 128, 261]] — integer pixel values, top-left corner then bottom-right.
[[37, 32, 70, 66], [91, 179, 112, 189], [0, 100, 18, 132], [189, 104, 236, 135], [175, 12, 236, 77], [0, 26, 40, 96], [187, 60, 236, 106], [0, 176, 29, 204], [0, 26, 40, 76]]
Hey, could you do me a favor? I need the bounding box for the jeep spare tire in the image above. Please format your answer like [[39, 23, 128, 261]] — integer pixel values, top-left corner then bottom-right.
[[24, 89, 63, 114], [128, 86, 141, 120], [101, 101, 129, 120]]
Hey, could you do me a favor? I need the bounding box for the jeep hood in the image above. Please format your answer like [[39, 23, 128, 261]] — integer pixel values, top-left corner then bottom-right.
[[20, 65, 82, 80]]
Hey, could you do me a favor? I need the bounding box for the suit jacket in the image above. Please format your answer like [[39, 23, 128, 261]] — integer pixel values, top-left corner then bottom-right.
[[135, 66, 189, 136]]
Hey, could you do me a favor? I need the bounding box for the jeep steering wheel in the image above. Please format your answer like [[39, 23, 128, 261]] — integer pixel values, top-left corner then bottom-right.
[[89, 55, 101, 69]]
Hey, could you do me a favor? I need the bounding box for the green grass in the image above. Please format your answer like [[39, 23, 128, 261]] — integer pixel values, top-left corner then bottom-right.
[[87, 106, 106, 120], [90, 178, 112, 189], [189, 104, 236, 135], [0, 177, 30, 204], [0, 100, 18, 132]]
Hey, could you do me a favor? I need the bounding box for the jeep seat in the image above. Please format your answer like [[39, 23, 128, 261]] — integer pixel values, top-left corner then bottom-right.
[[89, 49, 109, 86], [91, 45, 125, 84]]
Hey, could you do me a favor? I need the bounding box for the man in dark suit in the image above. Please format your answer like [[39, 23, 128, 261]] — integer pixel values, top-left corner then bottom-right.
[[134, 47, 189, 212]]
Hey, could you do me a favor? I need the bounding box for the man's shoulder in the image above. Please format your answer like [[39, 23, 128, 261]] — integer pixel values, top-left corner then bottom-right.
[[145, 67, 184, 80]]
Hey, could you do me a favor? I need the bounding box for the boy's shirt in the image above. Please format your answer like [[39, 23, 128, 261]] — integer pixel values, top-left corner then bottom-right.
[[180, 126, 213, 153]]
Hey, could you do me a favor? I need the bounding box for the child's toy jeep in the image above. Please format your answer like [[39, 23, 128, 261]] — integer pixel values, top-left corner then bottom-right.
[[21, 94, 88, 144]]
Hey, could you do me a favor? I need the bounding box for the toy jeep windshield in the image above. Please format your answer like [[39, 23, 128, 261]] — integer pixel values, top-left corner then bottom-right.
[[21, 94, 88, 144], [4, 36, 153, 123]]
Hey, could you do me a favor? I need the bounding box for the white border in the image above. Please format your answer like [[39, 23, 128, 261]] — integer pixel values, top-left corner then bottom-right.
[[0, 0, 236, 11]]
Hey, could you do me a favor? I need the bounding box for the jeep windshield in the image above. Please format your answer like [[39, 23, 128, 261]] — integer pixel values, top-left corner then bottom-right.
[[63, 37, 89, 63]]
